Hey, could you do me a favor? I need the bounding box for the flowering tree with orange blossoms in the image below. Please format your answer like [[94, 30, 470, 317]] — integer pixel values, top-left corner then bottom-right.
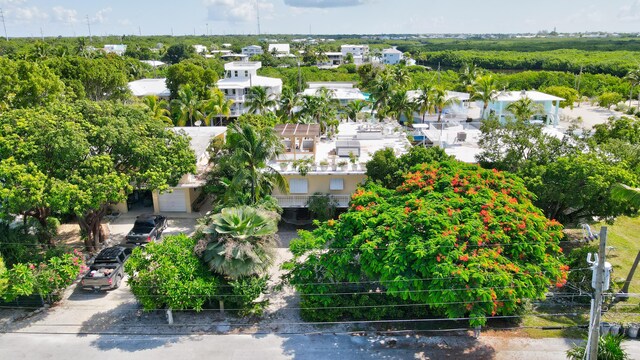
[[286, 161, 568, 326]]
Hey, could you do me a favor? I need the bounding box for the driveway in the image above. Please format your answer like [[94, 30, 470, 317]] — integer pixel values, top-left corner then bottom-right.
[[107, 212, 199, 246]]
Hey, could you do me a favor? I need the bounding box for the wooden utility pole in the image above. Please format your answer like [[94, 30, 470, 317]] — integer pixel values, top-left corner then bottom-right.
[[587, 226, 607, 360]]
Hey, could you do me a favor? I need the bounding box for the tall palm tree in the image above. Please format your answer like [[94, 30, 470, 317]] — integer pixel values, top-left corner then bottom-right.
[[344, 99, 368, 122], [370, 72, 394, 119], [277, 87, 300, 122], [202, 88, 234, 126], [506, 97, 544, 122], [202, 206, 278, 279], [387, 90, 416, 125], [391, 66, 411, 89], [171, 85, 204, 126], [299, 91, 337, 135], [226, 123, 288, 204], [246, 86, 277, 115], [432, 88, 460, 122], [143, 95, 172, 125], [414, 84, 435, 123], [458, 63, 482, 92], [624, 68, 640, 107], [471, 75, 499, 120]]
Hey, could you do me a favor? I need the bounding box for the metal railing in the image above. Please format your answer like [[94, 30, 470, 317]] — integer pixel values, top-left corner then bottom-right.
[[274, 194, 351, 208]]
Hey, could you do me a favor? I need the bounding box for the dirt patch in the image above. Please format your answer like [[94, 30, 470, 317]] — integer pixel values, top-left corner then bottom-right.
[[54, 223, 83, 247]]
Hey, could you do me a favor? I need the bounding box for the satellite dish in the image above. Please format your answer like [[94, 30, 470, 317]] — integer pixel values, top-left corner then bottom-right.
[[194, 121, 202, 127]]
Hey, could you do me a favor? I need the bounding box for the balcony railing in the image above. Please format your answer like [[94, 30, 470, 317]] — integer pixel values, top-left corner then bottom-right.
[[274, 195, 351, 208]]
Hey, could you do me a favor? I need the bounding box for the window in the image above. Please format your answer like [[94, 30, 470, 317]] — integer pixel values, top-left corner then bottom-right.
[[244, 70, 249, 77], [234, 70, 238, 77], [289, 179, 308, 194], [329, 178, 344, 191]]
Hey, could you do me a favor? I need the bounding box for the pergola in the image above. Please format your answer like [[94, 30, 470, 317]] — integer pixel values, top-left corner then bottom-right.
[[273, 124, 320, 161]]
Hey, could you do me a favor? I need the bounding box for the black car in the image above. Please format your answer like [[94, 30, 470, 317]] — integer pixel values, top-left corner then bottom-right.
[[126, 214, 168, 245]]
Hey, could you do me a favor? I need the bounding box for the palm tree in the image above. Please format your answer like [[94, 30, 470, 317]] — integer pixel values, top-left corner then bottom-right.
[[201, 206, 278, 279], [624, 68, 640, 107], [391, 66, 411, 89], [414, 84, 435, 123], [506, 97, 544, 122], [299, 90, 337, 135], [471, 75, 499, 119], [432, 88, 460, 123], [246, 86, 277, 115], [277, 87, 300, 122], [226, 123, 288, 204], [143, 96, 172, 125], [370, 72, 394, 119], [387, 90, 416, 125], [344, 99, 368, 122], [202, 88, 234, 126], [171, 85, 204, 126], [458, 63, 482, 92]]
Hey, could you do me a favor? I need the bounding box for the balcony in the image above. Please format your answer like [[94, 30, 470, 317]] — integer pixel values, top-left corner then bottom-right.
[[274, 195, 351, 208], [275, 161, 367, 174]]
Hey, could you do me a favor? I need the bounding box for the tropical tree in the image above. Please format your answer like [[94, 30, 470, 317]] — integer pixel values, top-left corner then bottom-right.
[[458, 62, 482, 91], [471, 75, 499, 119], [432, 87, 460, 122], [246, 86, 277, 115], [506, 97, 544, 122], [369, 71, 394, 119], [201, 206, 279, 279], [624, 67, 640, 107], [387, 90, 416, 125], [277, 86, 300, 122], [142, 95, 172, 125], [344, 99, 368, 122], [226, 123, 288, 204], [299, 89, 338, 135], [171, 85, 204, 126], [414, 84, 435, 123], [202, 88, 234, 126]]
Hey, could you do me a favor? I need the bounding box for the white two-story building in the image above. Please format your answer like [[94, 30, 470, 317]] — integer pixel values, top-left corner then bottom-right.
[[381, 47, 404, 65], [242, 45, 264, 57], [341, 44, 369, 64], [216, 60, 283, 119]]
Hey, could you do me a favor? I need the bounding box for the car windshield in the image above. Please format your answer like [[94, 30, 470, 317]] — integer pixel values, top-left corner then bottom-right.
[[131, 224, 154, 232]]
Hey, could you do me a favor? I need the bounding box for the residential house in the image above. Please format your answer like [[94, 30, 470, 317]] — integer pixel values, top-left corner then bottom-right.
[[127, 78, 171, 100], [270, 122, 411, 210], [242, 45, 264, 57], [112, 127, 227, 214], [321, 52, 343, 66], [268, 43, 291, 57], [302, 82, 367, 107], [381, 47, 403, 65], [485, 90, 564, 125], [193, 44, 208, 54], [103, 44, 127, 56], [140, 60, 166, 68], [341, 44, 369, 64], [406, 90, 470, 123], [216, 60, 283, 119]]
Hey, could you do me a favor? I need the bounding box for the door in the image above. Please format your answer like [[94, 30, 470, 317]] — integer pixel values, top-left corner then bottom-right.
[[157, 189, 187, 212]]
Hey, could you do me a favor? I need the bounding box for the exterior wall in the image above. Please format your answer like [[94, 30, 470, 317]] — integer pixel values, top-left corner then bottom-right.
[[382, 53, 402, 65], [152, 188, 193, 214], [111, 201, 129, 214], [273, 173, 366, 207]]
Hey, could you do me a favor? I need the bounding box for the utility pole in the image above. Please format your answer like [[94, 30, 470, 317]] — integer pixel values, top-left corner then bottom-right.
[[575, 65, 583, 107], [586, 227, 608, 360], [0, 8, 8, 41], [138, 26, 141, 37], [40, 26, 44, 41], [255, 0, 261, 36], [86, 15, 92, 42]]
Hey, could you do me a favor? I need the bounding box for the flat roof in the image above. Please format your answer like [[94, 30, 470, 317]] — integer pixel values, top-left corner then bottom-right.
[[172, 127, 227, 160], [127, 78, 170, 97], [493, 90, 565, 102], [217, 75, 282, 89], [274, 124, 321, 137], [407, 90, 470, 102]]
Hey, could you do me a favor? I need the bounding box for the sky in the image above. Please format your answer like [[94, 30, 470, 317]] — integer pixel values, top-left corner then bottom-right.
[[1, 0, 640, 38]]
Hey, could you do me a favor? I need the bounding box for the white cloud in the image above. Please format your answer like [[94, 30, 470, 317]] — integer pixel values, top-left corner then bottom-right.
[[5, 6, 49, 23], [52, 6, 78, 23], [0, 0, 26, 4], [91, 7, 112, 24], [284, 0, 372, 8], [205, 0, 274, 22], [619, 0, 640, 22]]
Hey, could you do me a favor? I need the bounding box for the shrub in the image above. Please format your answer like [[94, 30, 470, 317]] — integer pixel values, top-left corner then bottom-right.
[[125, 234, 220, 311], [226, 275, 269, 317], [286, 161, 567, 326], [566, 335, 629, 360], [306, 192, 338, 221]]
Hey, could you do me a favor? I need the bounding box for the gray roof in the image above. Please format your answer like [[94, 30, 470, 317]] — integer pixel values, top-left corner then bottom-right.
[[171, 127, 227, 160]]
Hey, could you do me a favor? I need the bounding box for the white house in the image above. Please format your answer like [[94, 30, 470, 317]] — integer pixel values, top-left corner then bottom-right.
[[486, 90, 565, 125], [193, 44, 208, 54], [103, 44, 127, 56], [268, 43, 290, 56], [242, 45, 264, 57], [216, 60, 283, 119], [127, 78, 171, 100], [406, 90, 470, 123], [341, 44, 369, 64], [302, 82, 367, 106], [140, 60, 166, 68], [381, 47, 404, 65]]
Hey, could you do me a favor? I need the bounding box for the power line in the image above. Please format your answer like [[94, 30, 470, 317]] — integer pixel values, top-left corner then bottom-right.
[[0, 8, 7, 41]]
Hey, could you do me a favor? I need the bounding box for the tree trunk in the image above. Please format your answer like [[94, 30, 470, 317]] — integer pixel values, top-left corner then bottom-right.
[[79, 204, 109, 253], [620, 250, 640, 296], [25, 207, 54, 246]]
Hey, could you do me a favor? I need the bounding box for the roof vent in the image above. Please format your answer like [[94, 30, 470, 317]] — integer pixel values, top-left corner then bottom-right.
[[520, 90, 527, 96]]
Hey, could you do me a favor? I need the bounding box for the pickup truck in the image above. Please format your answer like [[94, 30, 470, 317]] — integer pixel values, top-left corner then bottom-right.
[[80, 246, 131, 291], [125, 214, 168, 246]]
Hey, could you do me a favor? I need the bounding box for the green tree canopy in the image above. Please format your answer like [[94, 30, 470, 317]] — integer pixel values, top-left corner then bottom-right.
[[0, 58, 65, 110]]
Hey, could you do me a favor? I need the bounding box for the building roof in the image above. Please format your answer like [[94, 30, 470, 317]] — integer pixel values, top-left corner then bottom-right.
[[302, 82, 366, 101], [268, 43, 290, 53], [493, 90, 565, 102], [243, 45, 262, 50], [140, 60, 166, 67], [171, 127, 227, 166], [407, 90, 470, 102], [274, 124, 321, 137], [217, 75, 282, 89], [128, 78, 170, 98], [382, 47, 403, 54]]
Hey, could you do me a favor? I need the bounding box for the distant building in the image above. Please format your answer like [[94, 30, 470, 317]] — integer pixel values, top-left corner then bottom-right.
[[193, 44, 208, 54], [127, 78, 170, 100], [381, 47, 403, 65], [486, 90, 564, 125], [103, 44, 127, 56], [302, 82, 367, 106], [341, 44, 369, 64], [268, 43, 290, 56], [140, 60, 166, 68], [216, 60, 282, 120], [241, 45, 264, 57], [322, 52, 343, 66]]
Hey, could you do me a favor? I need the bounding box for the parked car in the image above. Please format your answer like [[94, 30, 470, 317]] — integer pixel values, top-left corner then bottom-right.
[[80, 246, 132, 291], [126, 214, 168, 246]]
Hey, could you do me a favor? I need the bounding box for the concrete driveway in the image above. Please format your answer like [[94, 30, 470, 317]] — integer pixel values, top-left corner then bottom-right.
[[106, 211, 199, 246]]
